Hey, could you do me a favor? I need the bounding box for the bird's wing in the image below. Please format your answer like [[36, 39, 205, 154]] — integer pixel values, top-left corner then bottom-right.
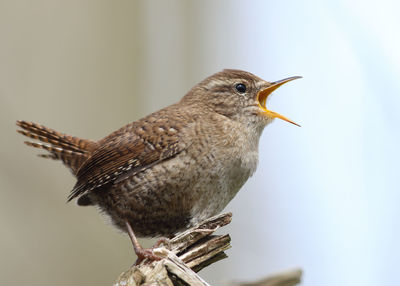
[[68, 121, 186, 202]]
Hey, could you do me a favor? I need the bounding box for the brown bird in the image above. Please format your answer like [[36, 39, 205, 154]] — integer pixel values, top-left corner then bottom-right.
[[17, 69, 300, 262]]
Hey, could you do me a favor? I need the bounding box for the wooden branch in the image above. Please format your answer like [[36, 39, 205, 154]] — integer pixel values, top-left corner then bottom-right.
[[229, 269, 302, 286], [113, 213, 302, 286], [113, 213, 232, 286]]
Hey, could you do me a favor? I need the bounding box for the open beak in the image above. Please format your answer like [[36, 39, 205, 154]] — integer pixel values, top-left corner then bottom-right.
[[257, 76, 302, 127]]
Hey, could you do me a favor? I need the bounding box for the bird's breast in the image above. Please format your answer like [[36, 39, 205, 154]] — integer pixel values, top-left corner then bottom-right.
[[187, 118, 261, 225]]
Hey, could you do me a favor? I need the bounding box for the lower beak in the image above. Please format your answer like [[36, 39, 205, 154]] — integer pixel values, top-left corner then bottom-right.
[[257, 76, 301, 127]]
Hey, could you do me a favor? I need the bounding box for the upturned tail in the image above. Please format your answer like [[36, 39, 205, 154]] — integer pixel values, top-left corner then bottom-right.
[[16, 120, 98, 175]]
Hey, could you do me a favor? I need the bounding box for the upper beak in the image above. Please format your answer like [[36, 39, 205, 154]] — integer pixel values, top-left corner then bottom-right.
[[257, 76, 302, 127]]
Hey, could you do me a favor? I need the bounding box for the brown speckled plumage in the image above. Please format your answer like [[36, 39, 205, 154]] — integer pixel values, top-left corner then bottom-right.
[[17, 69, 300, 239]]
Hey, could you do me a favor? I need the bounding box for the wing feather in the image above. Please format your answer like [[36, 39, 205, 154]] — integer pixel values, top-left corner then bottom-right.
[[68, 120, 186, 201]]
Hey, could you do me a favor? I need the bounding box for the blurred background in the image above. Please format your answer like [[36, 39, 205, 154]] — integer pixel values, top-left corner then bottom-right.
[[1, 0, 399, 285]]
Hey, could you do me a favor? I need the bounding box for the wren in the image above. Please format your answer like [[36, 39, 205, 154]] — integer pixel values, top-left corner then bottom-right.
[[17, 69, 300, 261]]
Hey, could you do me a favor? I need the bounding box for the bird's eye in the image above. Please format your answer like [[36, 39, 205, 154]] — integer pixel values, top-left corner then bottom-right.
[[235, 83, 246, 93]]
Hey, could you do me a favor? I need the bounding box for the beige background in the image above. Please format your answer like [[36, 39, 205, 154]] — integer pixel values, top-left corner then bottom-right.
[[1, 1, 270, 285], [2, 1, 400, 286]]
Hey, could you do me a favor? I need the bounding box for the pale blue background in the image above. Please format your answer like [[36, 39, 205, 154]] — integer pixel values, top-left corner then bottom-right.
[[207, 1, 400, 285]]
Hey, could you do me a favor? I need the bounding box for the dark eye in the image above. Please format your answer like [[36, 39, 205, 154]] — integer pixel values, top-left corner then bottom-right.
[[235, 83, 246, 93]]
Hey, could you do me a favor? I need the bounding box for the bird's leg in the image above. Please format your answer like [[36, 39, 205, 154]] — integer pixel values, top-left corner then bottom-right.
[[124, 220, 162, 265]]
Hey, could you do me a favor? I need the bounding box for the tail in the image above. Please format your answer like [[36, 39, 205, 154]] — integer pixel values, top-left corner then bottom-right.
[[16, 120, 98, 175]]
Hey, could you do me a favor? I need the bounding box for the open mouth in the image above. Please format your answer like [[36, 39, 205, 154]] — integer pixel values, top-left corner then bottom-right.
[[257, 76, 302, 127]]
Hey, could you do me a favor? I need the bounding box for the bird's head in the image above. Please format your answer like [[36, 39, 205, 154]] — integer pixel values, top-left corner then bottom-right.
[[182, 69, 301, 128]]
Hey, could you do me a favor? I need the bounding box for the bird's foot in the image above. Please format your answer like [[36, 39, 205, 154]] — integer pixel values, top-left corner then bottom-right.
[[134, 247, 163, 265], [133, 237, 172, 265], [125, 220, 166, 265]]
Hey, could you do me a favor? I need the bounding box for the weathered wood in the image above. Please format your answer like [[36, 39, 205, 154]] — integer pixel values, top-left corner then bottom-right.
[[229, 269, 302, 286], [113, 213, 302, 286], [114, 213, 232, 286]]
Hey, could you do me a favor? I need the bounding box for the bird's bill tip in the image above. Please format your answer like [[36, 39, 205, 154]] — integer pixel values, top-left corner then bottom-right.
[[257, 76, 301, 127], [266, 110, 301, 127]]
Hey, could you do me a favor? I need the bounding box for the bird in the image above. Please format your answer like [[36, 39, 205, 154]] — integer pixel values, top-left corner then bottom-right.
[[16, 69, 300, 262]]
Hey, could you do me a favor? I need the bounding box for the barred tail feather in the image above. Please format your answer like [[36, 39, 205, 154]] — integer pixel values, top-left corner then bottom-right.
[[17, 129, 85, 153], [16, 120, 98, 175]]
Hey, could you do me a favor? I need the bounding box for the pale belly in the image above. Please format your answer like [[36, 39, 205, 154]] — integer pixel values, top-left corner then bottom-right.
[[188, 150, 259, 226]]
